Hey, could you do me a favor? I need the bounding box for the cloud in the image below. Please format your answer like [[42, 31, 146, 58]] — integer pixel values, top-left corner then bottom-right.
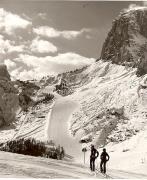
[[128, 4, 139, 9], [14, 52, 95, 80], [0, 35, 25, 54], [122, 3, 147, 13], [8, 44, 25, 53], [14, 69, 35, 81], [38, 13, 47, 20], [30, 37, 57, 53], [10, 66, 23, 80], [33, 26, 90, 39], [0, 8, 95, 81], [4, 59, 16, 69], [0, 8, 32, 35]]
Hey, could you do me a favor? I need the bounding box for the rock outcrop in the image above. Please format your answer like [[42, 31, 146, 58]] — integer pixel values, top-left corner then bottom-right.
[[0, 65, 19, 126], [0, 65, 10, 81], [14, 80, 40, 111], [100, 7, 147, 76]]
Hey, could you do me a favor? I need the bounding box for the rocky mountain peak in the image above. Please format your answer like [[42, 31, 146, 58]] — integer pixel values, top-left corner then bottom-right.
[[100, 6, 147, 76]]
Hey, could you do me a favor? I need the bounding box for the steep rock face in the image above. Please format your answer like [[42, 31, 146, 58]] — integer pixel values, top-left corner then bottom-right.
[[0, 65, 10, 80], [101, 7, 147, 76], [0, 65, 19, 126]]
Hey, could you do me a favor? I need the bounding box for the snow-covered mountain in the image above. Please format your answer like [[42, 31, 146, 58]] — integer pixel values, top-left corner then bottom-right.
[[0, 6, 147, 177]]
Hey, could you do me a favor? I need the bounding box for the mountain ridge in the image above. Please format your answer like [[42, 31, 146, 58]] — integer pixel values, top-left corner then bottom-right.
[[100, 6, 147, 76]]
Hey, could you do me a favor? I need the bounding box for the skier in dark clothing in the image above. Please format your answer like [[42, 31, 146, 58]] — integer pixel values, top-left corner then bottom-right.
[[100, 148, 110, 174], [90, 145, 99, 171], [60, 147, 65, 160]]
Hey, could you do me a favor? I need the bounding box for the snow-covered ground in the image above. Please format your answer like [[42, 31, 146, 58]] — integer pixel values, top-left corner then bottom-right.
[[0, 151, 94, 178], [47, 96, 84, 161], [68, 61, 147, 176], [108, 123, 147, 175], [0, 150, 146, 178], [44, 60, 147, 177], [0, 61, 147, 178]]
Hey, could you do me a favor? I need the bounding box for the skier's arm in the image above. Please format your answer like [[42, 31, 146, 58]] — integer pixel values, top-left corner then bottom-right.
[[96, 150, 99, 158], [100, 153, 103, 159], [106, 153, 110, 161]]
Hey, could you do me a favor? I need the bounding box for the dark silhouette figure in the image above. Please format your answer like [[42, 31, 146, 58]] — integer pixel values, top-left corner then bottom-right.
[[60, 147, 65, 160], [56, 145, 61, 160], [100, 148, 110, 174], [90, 145, 99, 171]]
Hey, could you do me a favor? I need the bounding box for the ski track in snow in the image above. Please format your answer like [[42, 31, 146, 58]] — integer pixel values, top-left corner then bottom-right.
[[0, 151, 95, 178], [47, 96, 84, 162], [0, 151, 146, 178]]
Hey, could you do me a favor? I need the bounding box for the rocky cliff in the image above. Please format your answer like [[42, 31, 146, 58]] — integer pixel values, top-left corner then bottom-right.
[[0, 65, 19, 126], [101, 7, 147, 76]]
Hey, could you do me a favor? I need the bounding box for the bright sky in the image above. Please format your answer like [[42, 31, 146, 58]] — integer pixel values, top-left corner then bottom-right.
[[0, 0, 142, 80]]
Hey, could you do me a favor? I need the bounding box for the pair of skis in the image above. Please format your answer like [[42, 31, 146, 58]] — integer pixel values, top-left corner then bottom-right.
[[95, 169, 112, 179]]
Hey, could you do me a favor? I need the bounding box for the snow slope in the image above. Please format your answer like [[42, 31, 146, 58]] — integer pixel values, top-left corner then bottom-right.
[[0, 149, 147, 178], [47, 96, 83, 161], [66, 60, 147, 175], [108, 122, 147, 175], [70, 61, 140, 143], [0, 60, 147, 177], [44, 60, 147, 176], [0, 151, 94, 178]]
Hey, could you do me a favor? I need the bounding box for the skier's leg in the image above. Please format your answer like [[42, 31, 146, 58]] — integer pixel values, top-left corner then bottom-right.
[[103, 161, 106, 174], [100, 160, 103, 172], [92, 159, 94, 171], [90, 158, 92, 171], [93, 158, 95, 171]]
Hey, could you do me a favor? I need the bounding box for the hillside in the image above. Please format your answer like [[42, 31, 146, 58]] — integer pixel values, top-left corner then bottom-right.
[[0, 60, 147, 177], [0, 5, 147, 178], [68, 60, 147, 174]]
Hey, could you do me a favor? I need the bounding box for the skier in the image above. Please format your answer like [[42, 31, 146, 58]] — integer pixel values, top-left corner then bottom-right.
[[60, 147, 65, 160], [100, 148, 110, 174], [90, 145, 99, 171], [56, 145, 61, 160]]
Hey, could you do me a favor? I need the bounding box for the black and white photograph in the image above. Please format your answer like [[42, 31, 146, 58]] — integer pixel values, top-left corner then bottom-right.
[[0, 0, 147, 178]]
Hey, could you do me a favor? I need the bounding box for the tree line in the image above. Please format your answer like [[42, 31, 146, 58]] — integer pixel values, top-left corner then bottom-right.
[[0, 138, 64, 160]]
